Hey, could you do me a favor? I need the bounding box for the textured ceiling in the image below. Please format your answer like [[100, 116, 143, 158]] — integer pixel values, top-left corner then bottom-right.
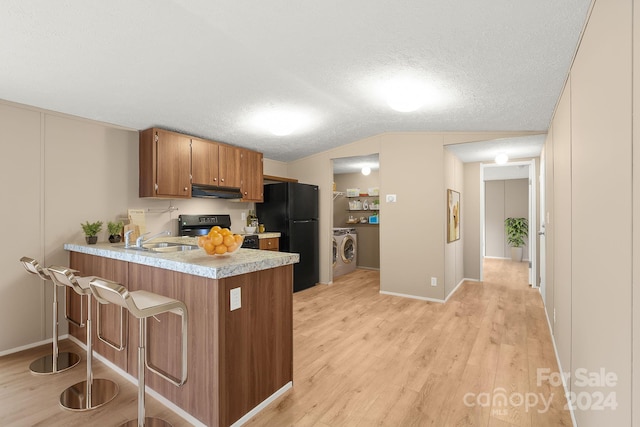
[[1, 1, 590, 162], [445, 134, 546, 163]]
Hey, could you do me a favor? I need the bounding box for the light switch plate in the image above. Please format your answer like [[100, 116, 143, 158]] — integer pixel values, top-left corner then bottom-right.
[[386, 194, 397, 203], [230, 287, 241, 311]]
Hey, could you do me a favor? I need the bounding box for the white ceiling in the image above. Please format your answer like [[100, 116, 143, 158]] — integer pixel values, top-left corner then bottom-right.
[[1, 1, 590, 163], [445, 134, 546, 163]]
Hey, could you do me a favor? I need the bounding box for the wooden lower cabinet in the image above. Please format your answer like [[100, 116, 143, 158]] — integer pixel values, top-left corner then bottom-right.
[[69, 252, 293, 427], [258, 237, 279, 251]]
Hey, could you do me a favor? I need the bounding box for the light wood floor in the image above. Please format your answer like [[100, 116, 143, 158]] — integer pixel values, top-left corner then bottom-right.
[[1, 259, 571, 426], [246, 258, 572, 427], [0, 338, 190, 426]]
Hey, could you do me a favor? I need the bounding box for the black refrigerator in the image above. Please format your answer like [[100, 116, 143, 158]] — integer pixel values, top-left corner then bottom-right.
[[257, 182, 319, 292]]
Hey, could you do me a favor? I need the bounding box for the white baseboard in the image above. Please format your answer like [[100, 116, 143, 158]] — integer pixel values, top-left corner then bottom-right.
[[0, 337, 55, 357], [445, 278, 479, 302], [379, 290, 445, 304], [230, 381, 293, 427], [542, 306, 577, 427], [67, 335, 206, 427]]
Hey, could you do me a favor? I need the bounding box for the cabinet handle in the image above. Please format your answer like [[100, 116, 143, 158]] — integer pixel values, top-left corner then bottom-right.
[[184, 187, 188, 191], [213, 178, 217, 182], [221, 178, 225, 183], [244, 191, 248, 195]]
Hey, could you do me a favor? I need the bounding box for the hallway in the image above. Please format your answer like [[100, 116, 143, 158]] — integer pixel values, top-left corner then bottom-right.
[[247, 258, 571, 426]]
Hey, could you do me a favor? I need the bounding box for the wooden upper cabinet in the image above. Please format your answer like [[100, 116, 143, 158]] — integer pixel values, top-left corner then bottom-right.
[[191, 137, 219, 186], [218, 144, 242, 188], [139, 128, 191, 198], [240, 149, 264, 202], [192, 138, 242, 189]]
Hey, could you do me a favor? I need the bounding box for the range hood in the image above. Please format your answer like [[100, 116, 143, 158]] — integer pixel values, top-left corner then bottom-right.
[[191, 184, 243, 199]]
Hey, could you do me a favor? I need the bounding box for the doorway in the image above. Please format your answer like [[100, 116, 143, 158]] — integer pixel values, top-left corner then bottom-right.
[[331, 154, 380, 282], [480, 159, 537, 287]]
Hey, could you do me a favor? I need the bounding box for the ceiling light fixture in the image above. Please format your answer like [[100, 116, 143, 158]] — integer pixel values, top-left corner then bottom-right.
[[495, 153, 509, 164], [382, 76, 443, 113], [249, 108, 314, 136], [361, 166, 371, 176]]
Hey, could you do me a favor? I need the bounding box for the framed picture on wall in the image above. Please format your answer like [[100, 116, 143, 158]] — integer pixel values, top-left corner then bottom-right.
[[447, 189, 460, 243]]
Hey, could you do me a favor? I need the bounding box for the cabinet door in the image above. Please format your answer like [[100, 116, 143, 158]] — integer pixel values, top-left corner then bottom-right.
[[240, 149, 264, 202], [259, 237, 279, 251], [218, 144, 242, 188], [191, 137, 220, 186], [156, 129, 191, 198]]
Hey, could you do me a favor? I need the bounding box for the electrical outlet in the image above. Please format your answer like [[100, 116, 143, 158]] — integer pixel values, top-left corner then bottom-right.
[[241, 212, 247, 221], [431, 277, 437, 286], [230, 287, 241, 311]]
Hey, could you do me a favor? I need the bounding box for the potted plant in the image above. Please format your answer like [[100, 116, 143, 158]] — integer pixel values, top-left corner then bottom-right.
[[107, 221, 124, 243], [504, 217, 528, 262], [81, 220, 103, 244]]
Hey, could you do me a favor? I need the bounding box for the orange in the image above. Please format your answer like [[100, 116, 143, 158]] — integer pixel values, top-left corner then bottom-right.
[[210, 225, 222, 233], [234, 234, 243, 244], [223, 234, 235, 247], [210, 232, 223, 246], [215, 244, 228, 255], [203, 241, 215, 255], [227, 243, 238, 253], [197, 235, 209, 247], [220, 228, 232, 236]]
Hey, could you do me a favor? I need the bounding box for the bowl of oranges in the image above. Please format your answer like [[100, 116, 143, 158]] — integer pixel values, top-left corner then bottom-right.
[[197, 226, 244, 256]]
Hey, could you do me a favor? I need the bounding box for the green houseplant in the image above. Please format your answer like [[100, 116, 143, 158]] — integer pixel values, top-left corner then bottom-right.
[[107, 221, 124, 243], [81, 220, 103, 244], [504, 217, 528, 262]]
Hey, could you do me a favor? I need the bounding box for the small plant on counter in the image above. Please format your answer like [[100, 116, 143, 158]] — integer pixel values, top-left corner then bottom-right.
[[107, 221, 124, 243], [81, 220, 103, 244]]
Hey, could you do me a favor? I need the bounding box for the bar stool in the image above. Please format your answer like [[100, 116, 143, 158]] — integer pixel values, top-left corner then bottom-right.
[[89, 278, 188, 427], [47, 266, 120, 411], [19, 257, 81, 375]]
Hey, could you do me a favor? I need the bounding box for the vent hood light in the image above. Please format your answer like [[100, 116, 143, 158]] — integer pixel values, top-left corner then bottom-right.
[[361, 166, 371, 176]]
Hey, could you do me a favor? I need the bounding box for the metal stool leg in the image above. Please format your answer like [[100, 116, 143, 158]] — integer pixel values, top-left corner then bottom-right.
[[29, 284, 81, 374], [59, 292, 119, 411], [120, 317, 171, 427]]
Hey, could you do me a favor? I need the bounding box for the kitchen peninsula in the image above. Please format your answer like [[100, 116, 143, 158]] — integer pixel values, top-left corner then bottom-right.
[[64, 239, 299, 427]]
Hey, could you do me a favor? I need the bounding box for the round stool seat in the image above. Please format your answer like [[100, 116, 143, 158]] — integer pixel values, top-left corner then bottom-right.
[[19, 257, 81, 375]]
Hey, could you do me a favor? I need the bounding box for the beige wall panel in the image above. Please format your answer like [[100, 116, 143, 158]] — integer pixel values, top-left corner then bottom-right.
[[379, 133, 444, 299], [484, 180, 505, 258], [0, 104, 45, 351], [570, 0, 632, 424], [263, 158, 289, 178], [463, 162, 481, 280], [444, 150, 456, 295], [454, 153, 464, 288], [552, 80, 572, 377], [633, 0, 640, 420], [542, 131, 555, 330], [442, 131, 544, 146]]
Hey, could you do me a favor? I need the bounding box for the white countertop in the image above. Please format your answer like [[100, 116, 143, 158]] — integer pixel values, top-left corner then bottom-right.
[[64, 237, 298, 280]]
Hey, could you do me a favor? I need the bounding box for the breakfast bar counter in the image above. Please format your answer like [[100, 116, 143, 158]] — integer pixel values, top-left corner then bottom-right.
[[64, 240, 299, 427]]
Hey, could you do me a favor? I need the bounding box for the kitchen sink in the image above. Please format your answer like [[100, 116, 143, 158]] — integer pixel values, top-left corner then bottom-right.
[[118, 242, 199, 253]]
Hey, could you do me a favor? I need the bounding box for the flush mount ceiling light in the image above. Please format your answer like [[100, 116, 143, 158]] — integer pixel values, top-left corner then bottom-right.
[[361, 166, 371, 176], [249, 108, 313, 136], [383, 76, 440, 112], [495, 153, 509, 164]]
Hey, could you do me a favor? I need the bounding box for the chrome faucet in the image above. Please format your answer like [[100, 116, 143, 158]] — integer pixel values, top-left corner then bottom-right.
[[136, 230, 171, 247]]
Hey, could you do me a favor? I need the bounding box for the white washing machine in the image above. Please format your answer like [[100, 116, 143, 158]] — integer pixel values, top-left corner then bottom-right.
[[333, 228, 357, 278]]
